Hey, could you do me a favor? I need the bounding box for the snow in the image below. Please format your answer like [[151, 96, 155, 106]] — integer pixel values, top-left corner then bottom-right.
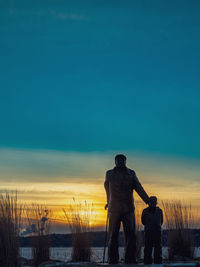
[[20, 247, 200, 262]]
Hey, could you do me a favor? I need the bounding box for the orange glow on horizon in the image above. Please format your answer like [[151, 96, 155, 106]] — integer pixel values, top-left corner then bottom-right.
[[1, 180, 200, 229]]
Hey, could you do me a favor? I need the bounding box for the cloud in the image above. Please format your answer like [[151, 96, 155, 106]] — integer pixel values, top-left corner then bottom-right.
[[1, 148, 200, 230], [0, 148, 110, 182], [0, 148, 200, 184], [0, 148, 200, 206]]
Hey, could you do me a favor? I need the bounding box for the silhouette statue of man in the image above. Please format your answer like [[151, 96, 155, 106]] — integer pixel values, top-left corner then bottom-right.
[[104, 154, 150, 264]]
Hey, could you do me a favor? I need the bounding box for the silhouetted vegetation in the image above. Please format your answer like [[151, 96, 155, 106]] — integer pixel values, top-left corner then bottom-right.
[[162, 201, 195, 260], [0, 192, 22, 267], [63, 199, 94, 262], [1, 191, 200, 265], [26, 205, 51, 266]]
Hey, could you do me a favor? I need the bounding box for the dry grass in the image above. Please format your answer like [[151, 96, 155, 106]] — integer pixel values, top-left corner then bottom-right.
[[0, 192, 22, 267], [26, 205, 51, 266], [162, 201, 195, 260], [63, 199, 94, 262]]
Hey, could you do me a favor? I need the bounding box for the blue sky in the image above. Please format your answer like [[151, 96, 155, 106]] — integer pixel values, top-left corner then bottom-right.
[[0, 0, 200, 159], [1, 1, 200, 230]]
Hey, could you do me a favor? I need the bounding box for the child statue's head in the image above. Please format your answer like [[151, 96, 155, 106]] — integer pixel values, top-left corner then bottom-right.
[[149, 196, 157, 208]]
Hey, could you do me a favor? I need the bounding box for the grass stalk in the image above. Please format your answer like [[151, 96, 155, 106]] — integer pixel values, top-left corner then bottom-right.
[[63, 199, 93, 262], [162, 200, 194, 260], [26, 205, 51, 266], [0, 192, 22, 267]]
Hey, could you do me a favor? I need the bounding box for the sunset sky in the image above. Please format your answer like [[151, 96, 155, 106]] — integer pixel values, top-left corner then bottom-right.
[[0, 1, 200, 232]]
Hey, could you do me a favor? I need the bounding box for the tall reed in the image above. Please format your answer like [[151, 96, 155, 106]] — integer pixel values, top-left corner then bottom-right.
[[63, 199, 93, 262], [162, 201, 194, 260], [26, 205, 51, 266], [0, 192, 22, 267]]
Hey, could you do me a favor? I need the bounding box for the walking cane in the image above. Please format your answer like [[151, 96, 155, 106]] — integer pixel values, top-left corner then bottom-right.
[[103, 209, 109, 263]]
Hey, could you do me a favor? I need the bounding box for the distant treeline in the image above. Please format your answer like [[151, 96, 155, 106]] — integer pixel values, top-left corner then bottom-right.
[[20, 229, 200, 247]]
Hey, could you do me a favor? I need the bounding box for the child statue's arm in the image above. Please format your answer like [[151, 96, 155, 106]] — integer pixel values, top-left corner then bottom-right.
[[160, 209, 163, 225], [141, 209, 147, 225]]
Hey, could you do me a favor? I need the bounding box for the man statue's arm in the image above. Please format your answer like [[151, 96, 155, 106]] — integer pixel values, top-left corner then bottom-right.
[[104, 171, 110, 208], [133, 173, 149, 204]]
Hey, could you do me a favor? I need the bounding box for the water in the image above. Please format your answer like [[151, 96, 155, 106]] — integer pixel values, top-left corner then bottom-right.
[[20, 247, 200, 262]]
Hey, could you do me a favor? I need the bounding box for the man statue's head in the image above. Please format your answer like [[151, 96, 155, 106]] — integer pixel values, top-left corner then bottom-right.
[[115, 154, 127, 168]]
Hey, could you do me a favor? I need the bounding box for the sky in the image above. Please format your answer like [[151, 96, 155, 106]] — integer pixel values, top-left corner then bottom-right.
[[0, 0, 200, 232]]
